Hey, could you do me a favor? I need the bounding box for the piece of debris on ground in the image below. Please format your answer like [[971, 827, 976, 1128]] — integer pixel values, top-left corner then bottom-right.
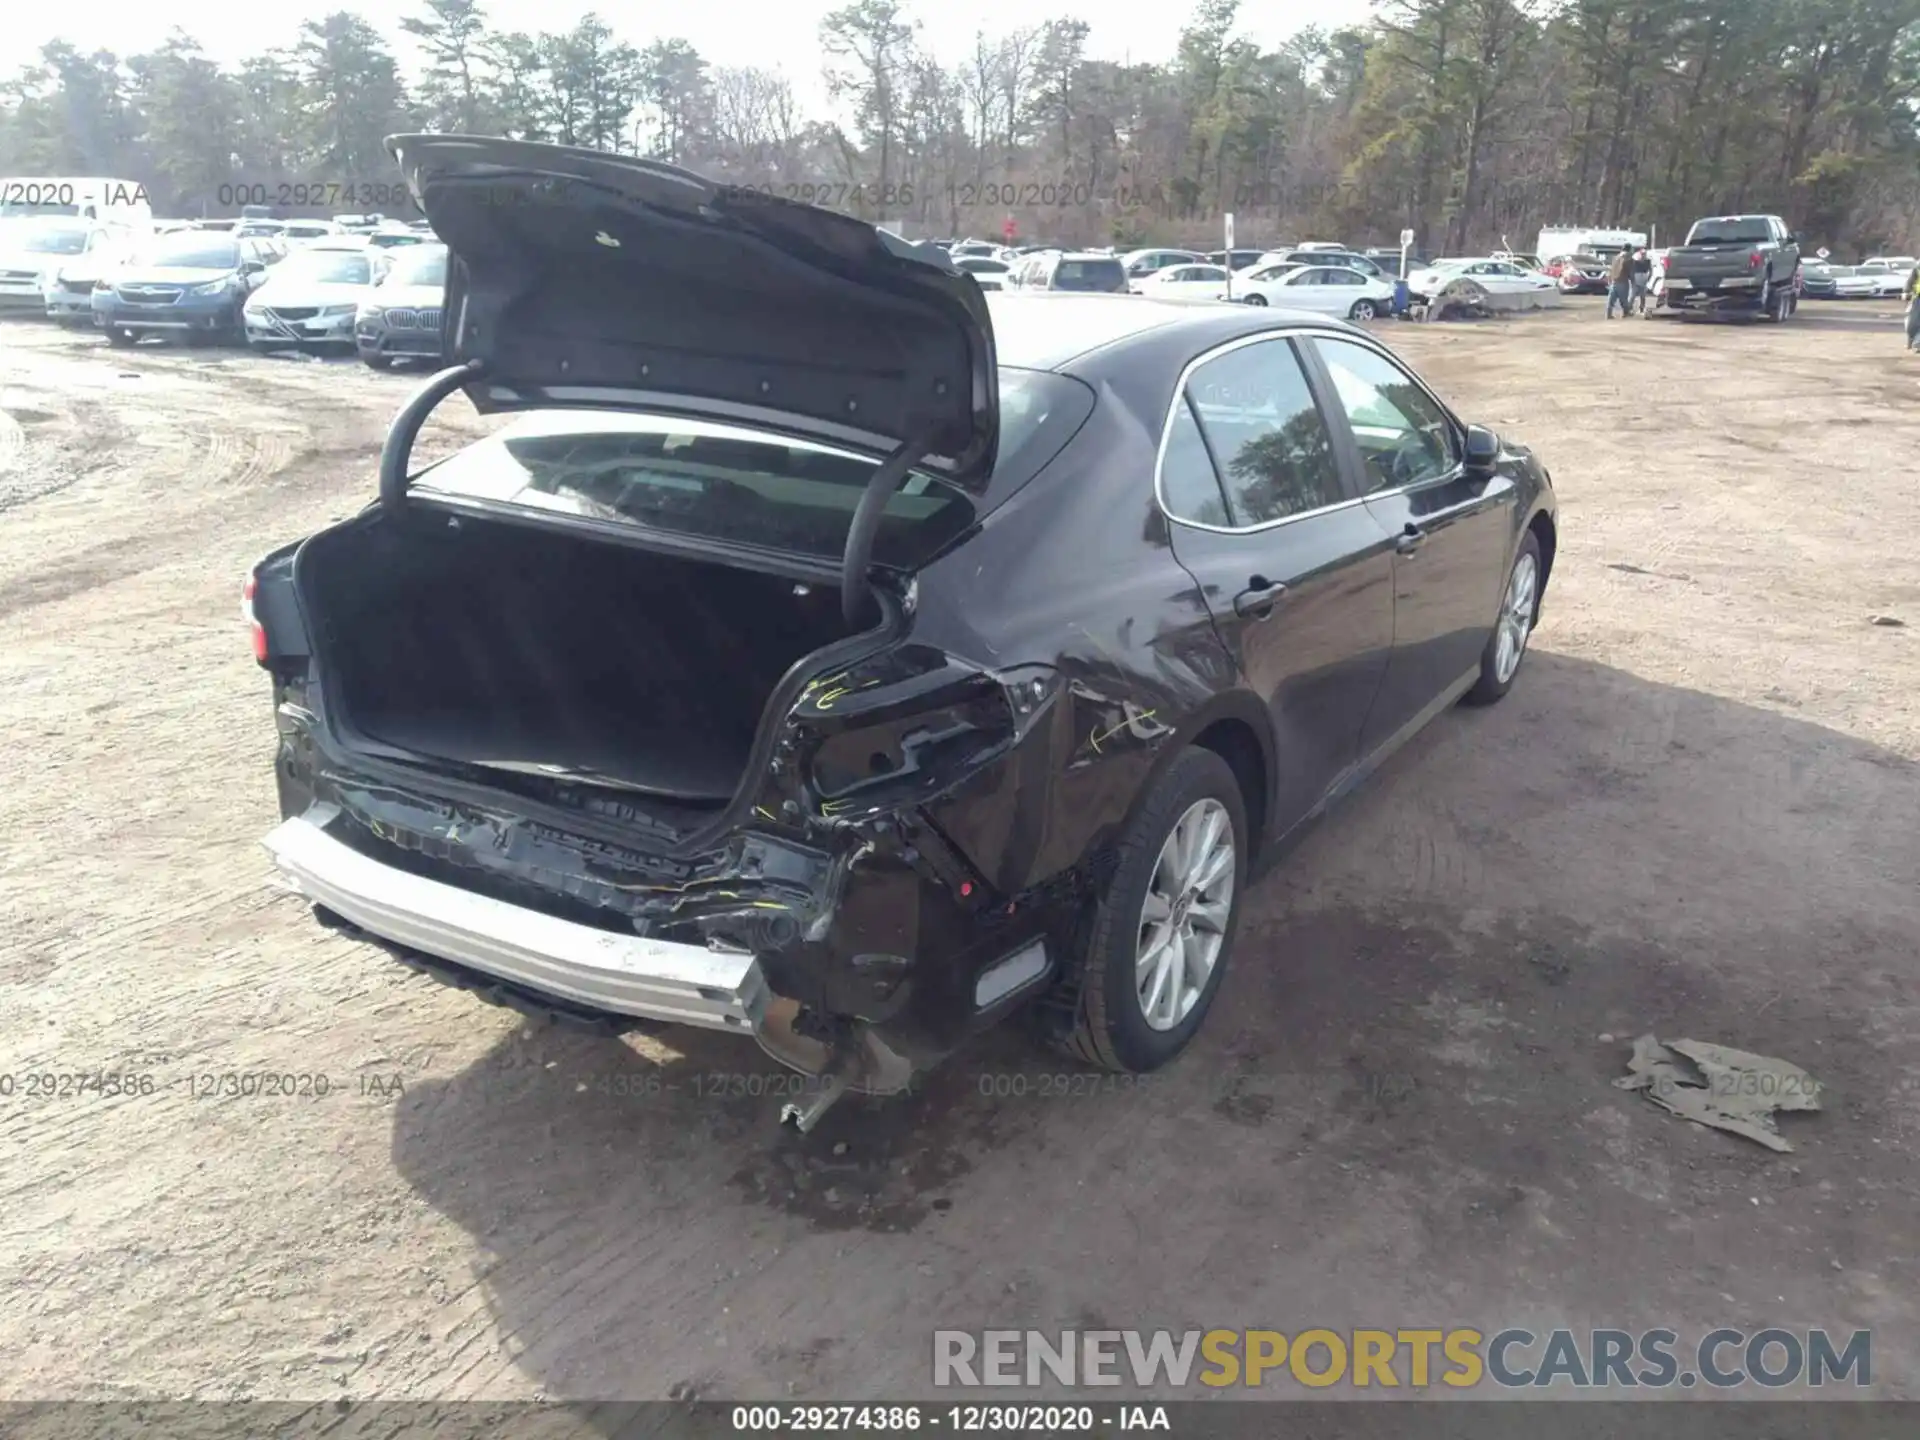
[[1614, 1035, 1823, 1152]]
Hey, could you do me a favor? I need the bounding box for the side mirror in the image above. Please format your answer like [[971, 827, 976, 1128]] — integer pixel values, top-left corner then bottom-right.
[[1463, 424, 1501, 471], [242, 260, 265, 274]]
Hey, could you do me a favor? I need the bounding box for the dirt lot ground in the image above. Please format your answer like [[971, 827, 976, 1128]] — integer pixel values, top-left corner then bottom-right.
[[1, 302, 1916, 1403]]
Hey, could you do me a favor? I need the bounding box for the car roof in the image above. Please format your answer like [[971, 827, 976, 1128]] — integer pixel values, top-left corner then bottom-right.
[[985, 292, 1354, 371]]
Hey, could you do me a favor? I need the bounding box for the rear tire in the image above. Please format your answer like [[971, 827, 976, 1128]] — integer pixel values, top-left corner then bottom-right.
[[1465, 531, 1543, 706], [1048, 747, 1247, 1074], [1240, 293, 1267, 306], [1349, 299, 1380, 320]]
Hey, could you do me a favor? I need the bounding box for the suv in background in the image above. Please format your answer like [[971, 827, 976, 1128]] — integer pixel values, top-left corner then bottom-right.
[[1120, 248, 1203, 281], [1008, 250, 1130, 293]]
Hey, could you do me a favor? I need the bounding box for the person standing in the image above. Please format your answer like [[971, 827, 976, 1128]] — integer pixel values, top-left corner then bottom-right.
[[1905, 260, 1920, 352], [1606, 248, 1634, 318], [1630, 247, 1653, 314]]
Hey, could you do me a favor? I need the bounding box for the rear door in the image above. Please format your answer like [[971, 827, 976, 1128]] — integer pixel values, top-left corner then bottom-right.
[[1280, 268, 1344, 314], [1158, 334, 1397, 839], [1303, 334, 1518, 755]]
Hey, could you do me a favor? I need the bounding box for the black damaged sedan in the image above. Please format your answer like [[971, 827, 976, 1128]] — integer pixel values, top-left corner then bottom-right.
[[248, 136, 1557, 1128]]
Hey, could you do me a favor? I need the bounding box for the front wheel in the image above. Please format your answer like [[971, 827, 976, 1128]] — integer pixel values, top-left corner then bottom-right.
[[1240, 292, 1267, 306], [1048, 747, 1246, 1073], [1349, 299, 1380, 321], [1464, 531, 1542, 706], [361, 353, 393, 371], [105, 326, 136, 348]]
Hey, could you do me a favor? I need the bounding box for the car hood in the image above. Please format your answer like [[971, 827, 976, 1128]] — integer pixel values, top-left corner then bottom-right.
[[110, 266, 235, 286], [0, 248, 85, 273], [386, 133, 998, 491], [249, 278, 374, 307]]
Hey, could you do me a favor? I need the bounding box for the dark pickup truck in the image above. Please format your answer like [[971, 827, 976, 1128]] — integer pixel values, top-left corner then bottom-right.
[[1656, 214, 1801, 319]]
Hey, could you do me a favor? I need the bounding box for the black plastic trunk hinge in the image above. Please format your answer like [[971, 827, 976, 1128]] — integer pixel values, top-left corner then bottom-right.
[[841, 431, 931, 628]]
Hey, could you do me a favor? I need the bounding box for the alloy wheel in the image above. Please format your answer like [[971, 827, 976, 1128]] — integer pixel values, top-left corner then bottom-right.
[[1493, 551, 1538, 684], [1134, 798, 1235, 1032], [1351, 299, 1379, 320]]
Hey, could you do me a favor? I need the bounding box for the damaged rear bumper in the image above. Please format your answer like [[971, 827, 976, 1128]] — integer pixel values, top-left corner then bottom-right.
[[265, 804, 770, 1032]]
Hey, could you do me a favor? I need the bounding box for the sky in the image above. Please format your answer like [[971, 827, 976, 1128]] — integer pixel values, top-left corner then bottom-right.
[[0, 0, 1379, 122]]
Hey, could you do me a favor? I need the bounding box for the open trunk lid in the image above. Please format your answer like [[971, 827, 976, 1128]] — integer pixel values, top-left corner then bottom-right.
[[385, 133, 999, 491]]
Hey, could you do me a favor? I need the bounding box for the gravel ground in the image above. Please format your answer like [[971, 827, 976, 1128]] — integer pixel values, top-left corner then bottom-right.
[[0, 303, 1915, 1402]]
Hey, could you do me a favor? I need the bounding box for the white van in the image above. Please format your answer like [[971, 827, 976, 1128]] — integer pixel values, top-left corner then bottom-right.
[[1535, 225, 1646, 263], [0, 177, 154, 231]]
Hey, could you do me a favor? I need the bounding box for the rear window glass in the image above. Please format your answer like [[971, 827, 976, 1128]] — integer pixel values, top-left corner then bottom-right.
[[414, 366, 1095, 568], [1052, 259, 1125, 291], [1687, 218, 1773, 244]]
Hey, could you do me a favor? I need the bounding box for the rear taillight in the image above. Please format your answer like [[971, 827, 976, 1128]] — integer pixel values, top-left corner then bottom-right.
[[241, 572, 268, 665], [1749, 252, 1763, 269]]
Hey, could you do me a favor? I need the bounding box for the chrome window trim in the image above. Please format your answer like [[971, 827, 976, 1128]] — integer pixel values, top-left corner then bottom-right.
[[1151, 323, 1463, 536]]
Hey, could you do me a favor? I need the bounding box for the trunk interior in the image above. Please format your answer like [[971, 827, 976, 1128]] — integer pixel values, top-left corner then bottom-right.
[[300, 509, 882, 807]]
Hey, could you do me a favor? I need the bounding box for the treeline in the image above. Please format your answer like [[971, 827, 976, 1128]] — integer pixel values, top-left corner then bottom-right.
[[1, 0, 1917, 253]]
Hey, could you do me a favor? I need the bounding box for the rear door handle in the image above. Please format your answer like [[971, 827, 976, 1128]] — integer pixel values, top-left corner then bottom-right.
[[1395, 523, 1424, 556], [1233, 578, 1289, 619]]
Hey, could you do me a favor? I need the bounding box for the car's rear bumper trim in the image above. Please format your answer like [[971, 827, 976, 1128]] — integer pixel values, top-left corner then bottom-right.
[[264, 807, 769, 1032]]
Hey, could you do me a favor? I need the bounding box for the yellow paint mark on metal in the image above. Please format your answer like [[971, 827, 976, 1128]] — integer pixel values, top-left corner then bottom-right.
[[1089, 709, 1156, 754]]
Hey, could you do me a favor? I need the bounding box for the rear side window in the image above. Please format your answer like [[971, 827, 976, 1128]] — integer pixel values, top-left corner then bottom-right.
[[1158, 399, 1231, 527], [1053, 258, 1125, 291], [1183, 339, 1343, 525]]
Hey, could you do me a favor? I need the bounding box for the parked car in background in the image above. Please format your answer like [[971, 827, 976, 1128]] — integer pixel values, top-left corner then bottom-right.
[[1492, 251, 1545, 272], [1855, 257, 1913, 297], [192, 218, 240, 232], [354, 241, 446, 368], [243, 242, 390, 353], [1008, 250, 1130, 293], [250, 136, 1557, 1122], [43, 229, 138, 323], [1361, 246, 1426, 274], [1121, 248, 1204, 280], [1235, 263, 1395, 318], [1828, 264, 1878, 299], [0, 217, 123, 310], [367, 224, 433, 250], [1659, 213, 1801, 319], [954, 255, 1010, 291], [92, 231, 280, 346], [1133, 263, 1232, 300], [235, 219, 286, 240], [1549, 253, 1611, 294], [1799, 257, 1838, 298], [281, 219, 347, 246], [1260, 248, 1387, 279], [1204, 249, 1267, 271]]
